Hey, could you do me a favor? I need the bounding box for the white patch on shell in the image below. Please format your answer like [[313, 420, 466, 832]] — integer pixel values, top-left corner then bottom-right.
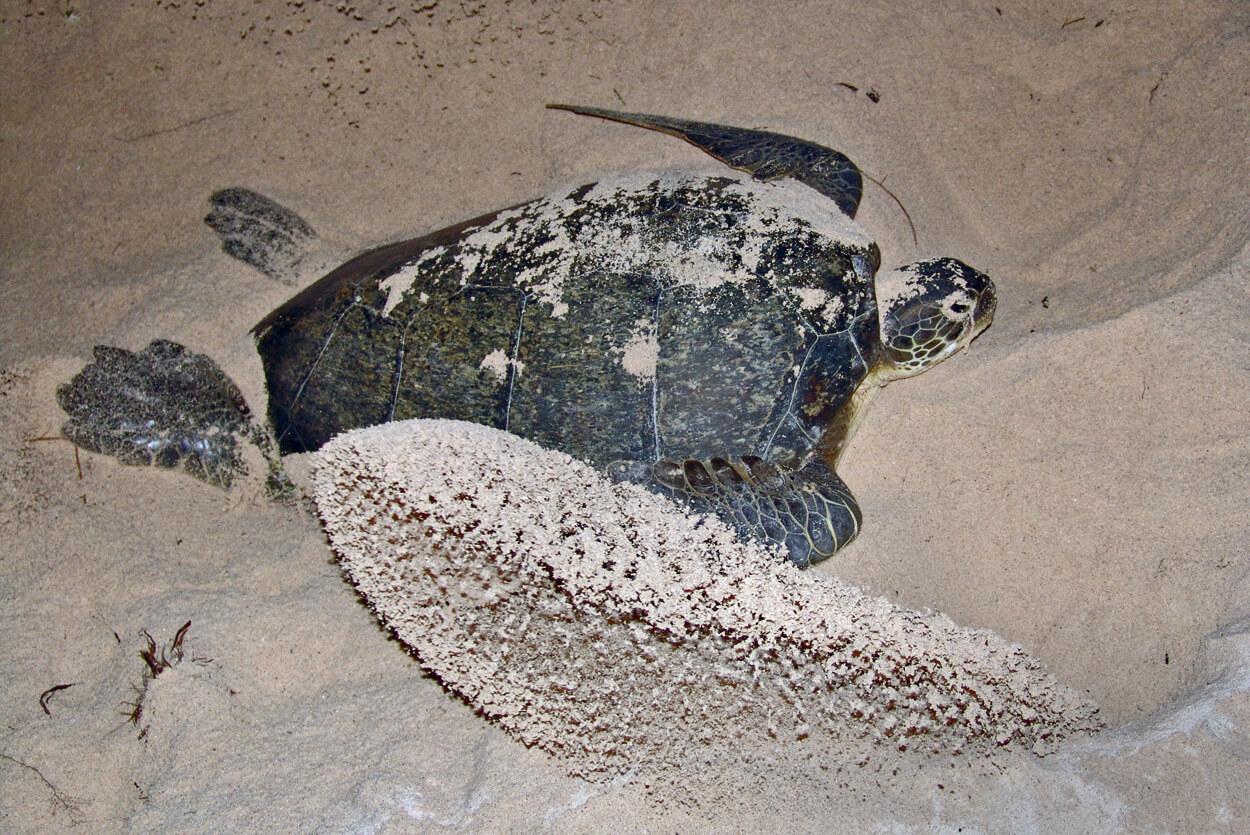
[[789, 286, 847, 324], [378, 171, 873, 322], [479, 348, 511, 382], [819, 293, 847, 323], [378, 261, 424, 317], [618, 319, 658, 382], [791, 286, 829, 311]]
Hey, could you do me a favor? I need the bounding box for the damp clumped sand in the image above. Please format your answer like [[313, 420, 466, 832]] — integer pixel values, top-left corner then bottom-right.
[[313, 418, 1100, 783]]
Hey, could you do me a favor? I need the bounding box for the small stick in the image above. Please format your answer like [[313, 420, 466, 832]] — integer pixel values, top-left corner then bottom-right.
[[39, 683, 76, 716], [24, 433, 83, 479], [862, 172, 918, 247], [0, 752, 84, 822]]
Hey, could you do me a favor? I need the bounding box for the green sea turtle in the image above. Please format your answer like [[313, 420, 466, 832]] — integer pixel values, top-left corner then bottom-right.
[[57, 105, 996, 566]]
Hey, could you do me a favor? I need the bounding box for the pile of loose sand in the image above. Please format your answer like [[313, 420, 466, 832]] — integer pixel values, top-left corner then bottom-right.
[[313, 419, 1099, 785]]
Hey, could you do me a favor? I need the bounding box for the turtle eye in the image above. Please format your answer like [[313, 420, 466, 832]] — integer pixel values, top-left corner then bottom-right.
[[949, 302, 971, 315]]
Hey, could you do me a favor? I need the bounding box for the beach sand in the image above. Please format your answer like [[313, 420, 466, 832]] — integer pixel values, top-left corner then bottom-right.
[[3, 1, 1249, 830]]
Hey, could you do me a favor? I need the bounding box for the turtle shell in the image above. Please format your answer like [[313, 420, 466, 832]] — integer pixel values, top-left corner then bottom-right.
[[254, 172, 881, 470]]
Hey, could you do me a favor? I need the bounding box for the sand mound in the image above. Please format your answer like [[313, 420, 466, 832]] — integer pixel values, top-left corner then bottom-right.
[[313, 419, 1099, 780]]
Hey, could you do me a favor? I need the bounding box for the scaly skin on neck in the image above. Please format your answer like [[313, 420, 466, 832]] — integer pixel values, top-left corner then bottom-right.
[[820, 365, 890, 469], [819, 305, 991, 470]]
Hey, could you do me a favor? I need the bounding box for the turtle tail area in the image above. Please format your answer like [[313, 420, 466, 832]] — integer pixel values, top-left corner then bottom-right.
[[205, 187, 317, 282]]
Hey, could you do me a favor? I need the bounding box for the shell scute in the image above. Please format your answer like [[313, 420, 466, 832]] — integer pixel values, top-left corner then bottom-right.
[[257, 172, 880, 467]]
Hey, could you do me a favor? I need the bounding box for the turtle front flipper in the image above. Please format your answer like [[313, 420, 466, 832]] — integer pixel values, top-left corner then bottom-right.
[[204, 187, 317, 281], [617, 454, 861, 567], [547, 103, 863, 218]]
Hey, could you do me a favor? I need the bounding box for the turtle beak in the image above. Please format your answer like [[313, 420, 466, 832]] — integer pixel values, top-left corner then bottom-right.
[[971, 282, 997, 339]]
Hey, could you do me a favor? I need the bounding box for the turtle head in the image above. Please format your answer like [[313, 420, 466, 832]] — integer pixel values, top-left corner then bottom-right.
[[873, 258, 996, 380]]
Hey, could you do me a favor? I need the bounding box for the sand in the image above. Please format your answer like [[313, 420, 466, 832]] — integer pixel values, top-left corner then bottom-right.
[[2, 1, 1249, 831], [313, 419, 1100, 776]]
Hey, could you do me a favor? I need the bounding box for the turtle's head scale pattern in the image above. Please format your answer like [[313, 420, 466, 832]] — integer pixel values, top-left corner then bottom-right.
[[873, 258, 996, 380]]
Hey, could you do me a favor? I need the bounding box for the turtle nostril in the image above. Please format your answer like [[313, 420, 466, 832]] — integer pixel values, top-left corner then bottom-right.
[[974, 291, 997, 322]]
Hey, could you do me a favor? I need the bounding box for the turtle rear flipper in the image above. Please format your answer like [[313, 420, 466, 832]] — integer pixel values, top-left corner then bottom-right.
[[205, 187, 317, 282], [56, 340, 285, 493], [622, 454, 861, 567], [547, 103, 864, 218]]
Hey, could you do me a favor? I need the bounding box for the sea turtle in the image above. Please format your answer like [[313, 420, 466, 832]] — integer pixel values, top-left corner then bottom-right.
[[57, 105, 996, 567]]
